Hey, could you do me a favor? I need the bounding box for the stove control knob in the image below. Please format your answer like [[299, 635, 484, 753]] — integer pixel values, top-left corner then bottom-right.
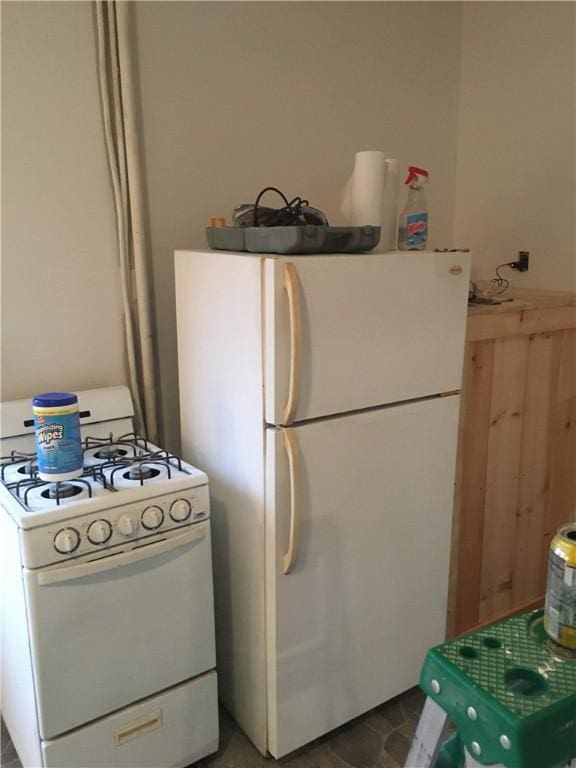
[[87, 519, 112, 545], [142, 505, 164, 530], [117, 514, 139, 537], [54, 527, 80, 554], [170, 498, 191, 523]]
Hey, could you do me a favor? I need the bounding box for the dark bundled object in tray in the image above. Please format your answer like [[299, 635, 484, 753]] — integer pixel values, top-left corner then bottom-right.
[[206, 225, 381, 254]]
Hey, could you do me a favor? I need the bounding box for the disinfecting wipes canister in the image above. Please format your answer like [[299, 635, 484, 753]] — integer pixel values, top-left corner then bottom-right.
[[33, 392, 83, 481]]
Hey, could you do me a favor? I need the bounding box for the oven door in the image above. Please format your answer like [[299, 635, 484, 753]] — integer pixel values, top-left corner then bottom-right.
[[23, 521, 215, 739]]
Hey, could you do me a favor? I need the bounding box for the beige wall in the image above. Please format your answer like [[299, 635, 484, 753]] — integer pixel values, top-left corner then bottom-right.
[[454, 2, 576, 290], [4, 2, 572, 448], [1, 1, 126, 402], [135, 1, 464, 449]]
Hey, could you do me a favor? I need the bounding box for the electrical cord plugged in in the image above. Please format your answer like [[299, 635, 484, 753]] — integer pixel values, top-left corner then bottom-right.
[[491, 264, 512, 294], [514, 251, 530, 272], [490, 251, 530, 294]]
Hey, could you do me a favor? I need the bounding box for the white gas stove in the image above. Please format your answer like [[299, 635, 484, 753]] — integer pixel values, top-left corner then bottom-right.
[[0, 386, 218, 768], [0, 429, 210, 568]]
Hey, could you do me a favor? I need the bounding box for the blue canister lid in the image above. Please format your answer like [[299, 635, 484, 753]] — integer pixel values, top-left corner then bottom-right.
[[32, 392, 78, 408]]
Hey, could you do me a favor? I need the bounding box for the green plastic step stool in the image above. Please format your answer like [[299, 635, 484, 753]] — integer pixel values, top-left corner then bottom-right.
[[405, 610, 576, 768]]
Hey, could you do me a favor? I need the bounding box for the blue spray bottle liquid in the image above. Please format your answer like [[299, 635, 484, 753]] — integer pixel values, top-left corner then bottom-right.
[[398, 166, 429, 250]]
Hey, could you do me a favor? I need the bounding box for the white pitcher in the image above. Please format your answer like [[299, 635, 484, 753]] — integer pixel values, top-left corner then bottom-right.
[[340, 151, 400, 253]]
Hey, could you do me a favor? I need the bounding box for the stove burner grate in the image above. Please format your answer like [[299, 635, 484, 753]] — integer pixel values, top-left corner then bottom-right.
[[83, 433, 150, 462], [18, 460, 39, 477], [25, 477, 94, 507], [107, 453, 183, 488], [1, 451, 38, 482], [1, 435, 190, 511], [145, 450, 183, 470], [5, 465, 112, 510], [94, 446, 130, 461]]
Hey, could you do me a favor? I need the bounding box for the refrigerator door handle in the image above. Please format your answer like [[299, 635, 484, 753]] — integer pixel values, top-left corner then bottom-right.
[[282, 262, 302, 425], [281, 427, 301, 574]]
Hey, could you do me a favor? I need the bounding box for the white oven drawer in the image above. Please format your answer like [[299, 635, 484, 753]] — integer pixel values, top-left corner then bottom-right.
[[24, 521, 215, 739], [42, 670, 218, 768]]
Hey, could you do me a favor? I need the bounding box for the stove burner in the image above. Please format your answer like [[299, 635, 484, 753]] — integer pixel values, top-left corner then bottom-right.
[[1, 451, 38, 482], [108, 455, 176, 489], [124, 465, 161, 482], [41, 483, 84, 501], [17, 460, 38, 476], [94, 446, 129, 461]]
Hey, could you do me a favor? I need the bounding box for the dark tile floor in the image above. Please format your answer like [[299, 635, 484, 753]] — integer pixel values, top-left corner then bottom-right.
[[201, 688, 424, 768], [1, 718, 21, 768], [1, 688, 425, 768]]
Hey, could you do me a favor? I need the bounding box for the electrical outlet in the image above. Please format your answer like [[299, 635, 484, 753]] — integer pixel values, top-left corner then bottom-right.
[[512, 251, 530, 272]]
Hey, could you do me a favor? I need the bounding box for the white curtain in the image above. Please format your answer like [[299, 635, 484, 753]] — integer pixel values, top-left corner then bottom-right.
[[94, 0, 158, 441]]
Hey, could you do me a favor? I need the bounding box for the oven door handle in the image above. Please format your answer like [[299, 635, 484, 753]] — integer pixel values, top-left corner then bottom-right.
[[37, 523, 208, 586]]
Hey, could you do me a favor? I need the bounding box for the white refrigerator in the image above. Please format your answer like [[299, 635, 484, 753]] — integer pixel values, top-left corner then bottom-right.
[[175, 248, 470, 758]]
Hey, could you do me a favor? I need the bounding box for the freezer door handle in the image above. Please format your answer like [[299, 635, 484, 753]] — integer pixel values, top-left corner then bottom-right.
[[282, 262, 302, 425], [282, 427, 301, 574]]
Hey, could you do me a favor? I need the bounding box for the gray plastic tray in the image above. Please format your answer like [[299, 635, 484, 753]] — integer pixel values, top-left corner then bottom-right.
[[206, 225, 381, 254]]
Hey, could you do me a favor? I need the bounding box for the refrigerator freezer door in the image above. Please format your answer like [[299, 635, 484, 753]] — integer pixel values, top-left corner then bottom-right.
[[265, 395, 459, 758], [264, 251, 470, 425]]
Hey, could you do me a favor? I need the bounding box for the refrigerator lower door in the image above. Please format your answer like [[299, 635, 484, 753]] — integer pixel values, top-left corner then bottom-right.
[[265, 395, 460, 758]]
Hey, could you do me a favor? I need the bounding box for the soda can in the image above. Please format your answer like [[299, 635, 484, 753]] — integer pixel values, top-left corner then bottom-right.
[[544, 523, 576, 651]]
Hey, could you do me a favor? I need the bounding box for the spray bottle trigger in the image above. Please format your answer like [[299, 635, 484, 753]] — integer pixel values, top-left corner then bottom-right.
[[404, 166, 430, 186]]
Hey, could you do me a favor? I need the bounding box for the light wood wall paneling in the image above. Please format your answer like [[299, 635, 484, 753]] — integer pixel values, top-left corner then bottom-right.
[[452, 340, 494, 635], [479, 335, 529, 622], [546, 329, 576, 550], [451, 292, 576, 637], [513, 332, 556, 606]]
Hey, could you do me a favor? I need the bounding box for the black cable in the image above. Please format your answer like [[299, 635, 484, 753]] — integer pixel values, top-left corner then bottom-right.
[[253, 187, 290, 227], [490, 262, 515, 295], [253, 187, 313, 227], [232, 186, 328, 227]]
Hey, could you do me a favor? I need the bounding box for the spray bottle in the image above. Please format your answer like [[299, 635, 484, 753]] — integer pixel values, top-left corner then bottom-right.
[[398, 166, 429, 250]]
